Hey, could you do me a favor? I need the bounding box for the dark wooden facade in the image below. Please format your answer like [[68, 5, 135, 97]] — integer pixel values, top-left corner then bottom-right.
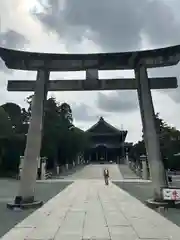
[[84, 117, 132, 163]]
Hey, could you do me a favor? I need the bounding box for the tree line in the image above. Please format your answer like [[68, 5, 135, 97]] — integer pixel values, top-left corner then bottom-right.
[[1, 96, 179, 176], [0, 95, 89, 177], [130, 113, 180, 170]]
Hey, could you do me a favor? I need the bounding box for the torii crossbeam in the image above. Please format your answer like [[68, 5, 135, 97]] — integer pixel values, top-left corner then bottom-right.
[[0, 44, 179, 209]]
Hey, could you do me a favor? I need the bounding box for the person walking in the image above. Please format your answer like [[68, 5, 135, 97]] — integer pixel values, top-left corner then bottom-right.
[[103, 168, 109, 185]]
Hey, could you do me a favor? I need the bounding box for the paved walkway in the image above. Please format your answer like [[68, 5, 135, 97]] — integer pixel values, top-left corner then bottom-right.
[[59, 163, 124, 180], [2, 180, 180, 240]]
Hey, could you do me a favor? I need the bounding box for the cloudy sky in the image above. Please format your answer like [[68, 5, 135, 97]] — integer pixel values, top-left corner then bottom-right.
[[0, 0, 180, 143]]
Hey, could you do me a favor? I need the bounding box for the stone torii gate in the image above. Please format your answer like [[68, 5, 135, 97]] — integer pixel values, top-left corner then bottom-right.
[[0, 45, 179, 208]]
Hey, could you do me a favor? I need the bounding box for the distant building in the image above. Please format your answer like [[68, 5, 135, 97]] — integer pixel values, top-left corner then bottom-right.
[[84, 117, 132, 163]]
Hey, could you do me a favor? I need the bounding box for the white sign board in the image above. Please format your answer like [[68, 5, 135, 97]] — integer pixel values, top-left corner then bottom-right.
[[162, 188, 180, 201]]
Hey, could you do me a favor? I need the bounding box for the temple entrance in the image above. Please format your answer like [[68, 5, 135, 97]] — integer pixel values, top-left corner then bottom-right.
[[84, 117, 131, 164], [1, 45, 178, 204], [95, 145, 107, 162]]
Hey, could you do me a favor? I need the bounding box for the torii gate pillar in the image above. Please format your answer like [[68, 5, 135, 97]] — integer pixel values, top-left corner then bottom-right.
[[135, 63, 167, 200], [9, 70, 49, 207]]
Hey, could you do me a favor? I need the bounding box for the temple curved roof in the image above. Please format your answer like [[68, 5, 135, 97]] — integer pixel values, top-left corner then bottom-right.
[[0, 44, 180, 71], [87, 117, 127, 137]]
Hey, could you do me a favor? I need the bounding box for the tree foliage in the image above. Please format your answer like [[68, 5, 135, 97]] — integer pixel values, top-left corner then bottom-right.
[[0, 96, 89, 176], [130, 113, 180, 170]]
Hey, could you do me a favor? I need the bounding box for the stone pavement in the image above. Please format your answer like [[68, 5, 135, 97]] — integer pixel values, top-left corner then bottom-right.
[[2, 180, 180, 240], [0, 180, 71, 238], [59, 163, 124, 180]]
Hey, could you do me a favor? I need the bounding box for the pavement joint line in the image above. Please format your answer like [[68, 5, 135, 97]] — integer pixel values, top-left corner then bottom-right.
[[97, 190, 114, 239], [1, 164, 180, 239], [2, 180, 180, 240], [53, 185, 84, 239], [99, 184, 139, 239], [112, 192, 143, 239]]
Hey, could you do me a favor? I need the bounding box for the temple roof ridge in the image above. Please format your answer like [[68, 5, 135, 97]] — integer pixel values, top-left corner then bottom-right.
[[87, 116, 126, 134], [99, 116, 104, 121]]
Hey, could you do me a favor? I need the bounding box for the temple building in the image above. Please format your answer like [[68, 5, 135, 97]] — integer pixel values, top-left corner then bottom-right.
[[84, 117, 132, 163]]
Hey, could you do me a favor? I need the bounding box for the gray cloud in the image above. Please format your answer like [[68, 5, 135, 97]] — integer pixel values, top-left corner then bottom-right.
[[0, 30, 28, 49], [0, 30, 28, 72], [33, 0, 180, 104], [34, 0, 180, 51], [72, 103, 99, 122], [142, 0, 180, 47], [97, 91, 138, 113]]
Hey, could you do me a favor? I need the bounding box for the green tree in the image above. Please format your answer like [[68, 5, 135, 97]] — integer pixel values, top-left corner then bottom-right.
[[1, 103, 22, 133], [57, 102, 75, 166], [41, 97, 62, 169], [0, 106, 20, 174], [0, 106, 13, 138], [0, 95, 90, 175], [155, 113, 180, 169], [40, 98, 88, 169], [131, 113, 180, 170], [129, 140, 145, 163]]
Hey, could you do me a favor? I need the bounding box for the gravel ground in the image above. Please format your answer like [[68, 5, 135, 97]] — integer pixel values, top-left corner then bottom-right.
[[0, 179, 72, 238], [114, 181, 180, 227]]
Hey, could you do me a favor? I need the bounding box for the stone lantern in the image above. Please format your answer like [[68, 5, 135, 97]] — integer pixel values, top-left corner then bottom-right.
[[140, 154, 148, 180]]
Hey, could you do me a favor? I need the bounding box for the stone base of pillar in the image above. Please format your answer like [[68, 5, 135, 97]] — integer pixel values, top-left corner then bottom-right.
[[7, 196, 43, 210], [145, 198, 180, 211]]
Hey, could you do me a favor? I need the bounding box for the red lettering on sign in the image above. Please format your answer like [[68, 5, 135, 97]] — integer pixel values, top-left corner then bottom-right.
[[172, 190, 178, 200]]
